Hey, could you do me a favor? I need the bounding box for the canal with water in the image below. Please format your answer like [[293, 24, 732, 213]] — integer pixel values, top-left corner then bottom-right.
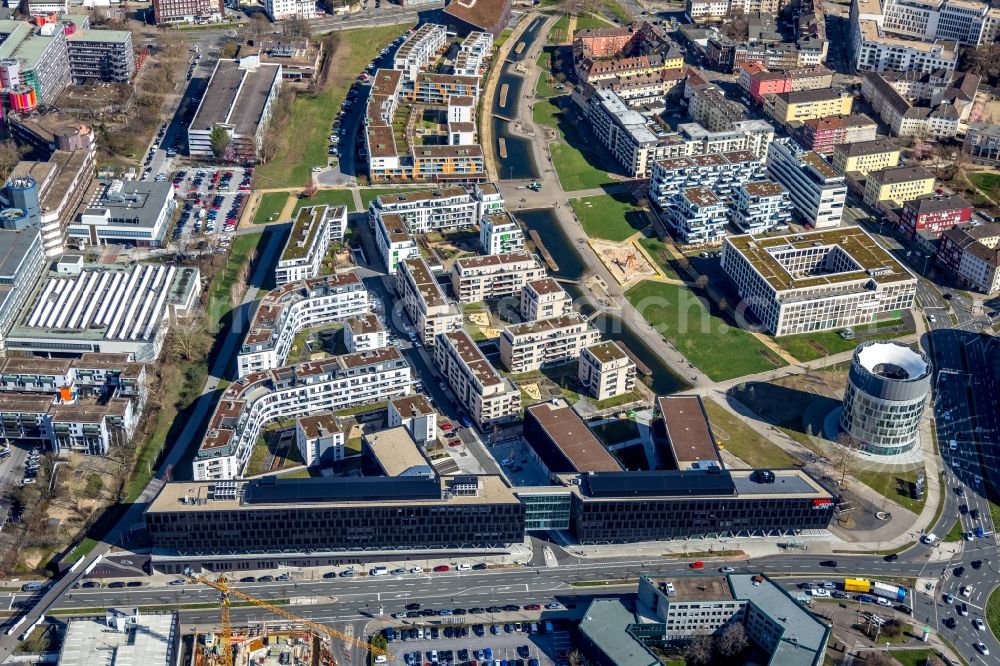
[[517, 209, 691, 395], [491, 17, 547, 181]]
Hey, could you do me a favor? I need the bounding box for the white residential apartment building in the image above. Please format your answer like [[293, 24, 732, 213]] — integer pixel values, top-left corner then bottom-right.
[[0, 354, 147, 456], [394, 24, 448, 81], [264, 0, 315, 20], [454, 31, 494, 76], [374, 213, 420, 273], [435, 330, 521, 429], [450, 251, 546, 303], [666, 188, 729, 246], [344, 313, 387, 353], [721, 228, 917, 336], [937, 223, 1000, 295], [194, 347, 412, 480], [387, 394, 437, 444], [578, 341, 637, 402], [499, 313, 601, 374], [587, 88, 775, 177], [295, 412, 344, 467], [397, 257, 463, 346], [766, 138, 846, 229], [480, 212, 525, 255], [237, 273, 369, 377], [729, 180, 792, 234], [520, 278, 572, 322], [686, 0, 780, 21], [274, 205, 346, 285], [369, 185, 504, 234]]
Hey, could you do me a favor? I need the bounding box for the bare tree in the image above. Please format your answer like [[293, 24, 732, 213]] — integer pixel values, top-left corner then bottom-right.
[[0, 141, 23, 181], [282, 16, 312, 38], [685, 635, 714, 666], [714, 623, 749, 658], [864, 651, 896, 666]]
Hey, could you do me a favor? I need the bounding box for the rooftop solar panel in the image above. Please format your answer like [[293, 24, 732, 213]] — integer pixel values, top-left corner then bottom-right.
[[243, 476, 441, 504], [584, 470, 737, 498]]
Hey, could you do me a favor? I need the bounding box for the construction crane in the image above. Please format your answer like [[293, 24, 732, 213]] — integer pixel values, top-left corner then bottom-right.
[[187, 574, 394, 665]]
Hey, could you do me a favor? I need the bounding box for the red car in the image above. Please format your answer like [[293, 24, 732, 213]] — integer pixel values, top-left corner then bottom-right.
[[523, 604, 541, 611], [690, 561, 704, 569], [433, 565, 450, 572], [440, 422, 453, 431]]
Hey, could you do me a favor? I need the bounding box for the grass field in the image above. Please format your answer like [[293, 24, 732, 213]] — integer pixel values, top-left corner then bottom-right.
[[702, 400, 799, 468], [625, 281, 786, 381], [254, 25, 408, 188], [890, 649, 939, 666], [636, 236, 682, 280], [988, 585, 1000, 647], [570, 192, 646, 241], [969, 172, 1000, 201], [548, 14, 571, 43], [533, 97, 562, 127], [775, 319, 909, 362], [360, 187, 425, 209], [253, 192, 289, 224], [551, 143, 612, 192], [291, 189, 357, 214], [852, 466, 926, 514], [535, 52, 560, 98], [575, 13, 611, 29], [601, 0, 632, 22]]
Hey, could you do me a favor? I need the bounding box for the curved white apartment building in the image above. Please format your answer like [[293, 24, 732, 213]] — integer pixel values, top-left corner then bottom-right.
[[236, 272, 369, 378], [194, 347, 412, 480]]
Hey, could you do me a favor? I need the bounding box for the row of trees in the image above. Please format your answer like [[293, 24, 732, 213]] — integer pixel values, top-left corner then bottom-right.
[[684, 623, 750, 665]]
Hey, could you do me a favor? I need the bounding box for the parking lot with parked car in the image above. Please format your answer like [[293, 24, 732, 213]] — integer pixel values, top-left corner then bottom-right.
[[381, 620, 570, 666], [172, 167, 252, 241]]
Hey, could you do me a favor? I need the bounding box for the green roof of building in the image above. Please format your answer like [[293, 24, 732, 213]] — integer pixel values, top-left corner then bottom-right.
[[578, 599, 660, 666], [0, 20, 57, 69]]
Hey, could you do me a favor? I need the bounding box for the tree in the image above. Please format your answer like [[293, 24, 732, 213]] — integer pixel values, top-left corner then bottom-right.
[[282, 16, 312, 38], [685, 635, 714, 666], [210, 126, 231, 158], [864, 651, 895, 666], [715, 623, 749, 658], [0, 141, 23, 181], [221, 41, 240, 58], [247, 12, 271, 37]]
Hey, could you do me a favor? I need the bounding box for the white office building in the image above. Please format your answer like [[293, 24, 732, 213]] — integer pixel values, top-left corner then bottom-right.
[[374, 213, 419, 274], [729, 180, 792, 234], [194, 347, 411, 480], [237, 273, 369, 377], [721, 228, 917, 336], [578, 341, 637, 402], [387, 393, 437, 444], [368, 184, 504, 235], [295, 412, 344, 466], [264, 0, 315, 20], [765, 138, 846, 229]]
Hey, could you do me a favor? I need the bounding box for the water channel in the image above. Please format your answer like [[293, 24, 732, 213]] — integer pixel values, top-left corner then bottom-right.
[[517, 209, 691, 395]]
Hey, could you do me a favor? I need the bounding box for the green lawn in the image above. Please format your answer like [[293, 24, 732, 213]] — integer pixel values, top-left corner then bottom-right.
[[535, 57, 560, 99], [360, 187, 426, 209], [548, 14, 570, 43], [570, 192, 646, 241], [254, 25, 408, 188], [575, 13, 611, 29], [601, 0, 632, 23], [702, 400, 800, 468], [775, 319, 910, 362], [292, 189, 357, 214], [551, 143, 613, 192], [253, 192, 290, 224], [625, 281, 786, 381], [852, 466, 926, 514], [591, 390, 643, 410], [636, 237, 682, 280], [969, 172, 1000, 200], [891, 649, 940, 666], [943, 518, 964, 542], [207, 233, 263, 329], [987, 585, 1000, 647], [533, 98, 562, 127]]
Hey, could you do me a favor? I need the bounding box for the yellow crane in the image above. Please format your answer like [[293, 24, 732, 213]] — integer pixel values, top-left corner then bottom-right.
[[187, 574, 394, 665]]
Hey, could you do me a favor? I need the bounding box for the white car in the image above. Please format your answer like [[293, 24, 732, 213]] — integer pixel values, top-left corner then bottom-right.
[[408, 566, 422, 574], [949, 440, 958, 451], [976, 642, 990, 655], [822, 582, 836, 589], [719, 566, 735, 573], [808, 589, 831, 598], [961, 585, 973, 597], [975, 618, 985, 631], [311, 166, 322, 173], [921, 533, 938, 545]]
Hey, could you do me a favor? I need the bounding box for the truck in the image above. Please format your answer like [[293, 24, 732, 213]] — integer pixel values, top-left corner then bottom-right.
[[844, 578, 871, 593], [872, 581, 907, 603]]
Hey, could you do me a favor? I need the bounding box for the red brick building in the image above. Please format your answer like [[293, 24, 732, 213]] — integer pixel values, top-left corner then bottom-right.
[[797, 114, 878, 155], [900, 193, 973, 239], [575, 26, 634, 58]]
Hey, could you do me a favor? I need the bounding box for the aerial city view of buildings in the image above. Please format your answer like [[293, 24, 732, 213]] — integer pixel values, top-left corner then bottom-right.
[[0, 0, 998, 663]]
